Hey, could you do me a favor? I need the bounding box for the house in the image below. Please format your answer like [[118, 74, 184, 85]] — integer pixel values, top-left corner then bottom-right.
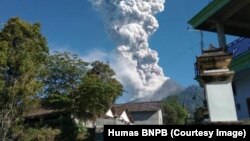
[[189, 0, 250, 120], [227, 38, 250, 119], [96, 105, 134, 128], [97, 101, 163, 126], [24, 108, 64, 127], [194, 45, 237, 122], [95, 105, 134, 141], [115, 101, 163, 125]]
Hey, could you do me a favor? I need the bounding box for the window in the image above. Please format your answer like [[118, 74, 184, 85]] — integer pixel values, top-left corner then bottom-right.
[[246, 98, 250, 117], [236, 103, 241, 111]]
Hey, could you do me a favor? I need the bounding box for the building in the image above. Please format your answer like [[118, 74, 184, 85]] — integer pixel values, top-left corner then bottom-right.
[[116, 101, 163, 125], [96, 105, 134, 128], [189, 0, 250, 121], [227, 38, 250, 119], [194, 45, 237, 122], [95, 101, 163, 141]]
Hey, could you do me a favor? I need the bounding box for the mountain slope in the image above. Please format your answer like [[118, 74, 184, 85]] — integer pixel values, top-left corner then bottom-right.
[[130, 80, 205, 115], [177, 85, 205, 114], [131, 79, 184, 102]]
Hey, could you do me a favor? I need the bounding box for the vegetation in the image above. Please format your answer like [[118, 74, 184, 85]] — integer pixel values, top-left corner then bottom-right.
[[43, 52, 122, 117], [43, 52, 88, 110], [20, 127, 60, 141], [193, 107, 206, 124], [162, 96, 189, 125], [0, 17, 123, 140], [0, 17, 49, 140], [73, 61, 123, 120]]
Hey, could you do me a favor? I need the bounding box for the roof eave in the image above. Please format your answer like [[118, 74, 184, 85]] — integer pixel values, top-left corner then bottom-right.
[[188, 0, 231, 28]]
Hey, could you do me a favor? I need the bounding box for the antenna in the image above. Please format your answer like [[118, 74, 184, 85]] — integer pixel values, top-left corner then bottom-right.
[[200, 30, 204, 52], [187, 26, 204, 53]]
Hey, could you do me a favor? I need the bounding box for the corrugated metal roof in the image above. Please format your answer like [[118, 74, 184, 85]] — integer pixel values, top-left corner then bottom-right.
[[115, 101, 162, 112]]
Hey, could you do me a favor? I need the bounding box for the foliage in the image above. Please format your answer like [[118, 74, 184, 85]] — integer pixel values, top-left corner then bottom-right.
[[43, 52, 87, 109], [176, 85, 205, 115], [43, 55, 122, 138], [20, 127, 60, 141], [162, 96, 189, 125], [21, 114, 92, 141], [194, 107, 206, 124], [0, 17, 123, 141], [57, 115, 78, 141], [43, 53, 122, 118], [0, 17, 48, 140], [73, 61, 123, 120]]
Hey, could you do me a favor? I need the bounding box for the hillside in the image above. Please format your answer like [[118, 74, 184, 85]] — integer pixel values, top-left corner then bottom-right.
[[131, 79, 205, 115], [177, 85, 205, 114], [131, 79, 184, 102]]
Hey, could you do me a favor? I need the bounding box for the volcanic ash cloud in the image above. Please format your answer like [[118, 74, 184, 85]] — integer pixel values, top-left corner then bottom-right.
[[90, 0, 168, 102]]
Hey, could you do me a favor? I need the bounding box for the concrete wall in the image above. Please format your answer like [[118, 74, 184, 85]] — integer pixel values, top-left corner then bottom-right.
[[131, 110, 163, 125], [205, 82, 237, 122], [95, 119, 126, 141], [95, 118, 125, 128], [234, 69, 250, 119]]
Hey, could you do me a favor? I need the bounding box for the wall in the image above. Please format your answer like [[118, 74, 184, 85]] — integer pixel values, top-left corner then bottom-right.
[[120, 111, 130, 123], [234, 69, 250, 119], [205, 82, 237, 122], [95, 118, 125, 128], [131, 110, 163, 125], [158, 110, 163, 125]]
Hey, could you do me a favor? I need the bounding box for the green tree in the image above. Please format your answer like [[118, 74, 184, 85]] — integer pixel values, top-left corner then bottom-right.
[[162, 96, 189, 125], [43, 52, 87, 110], [194, 107, 206, 124], [73, 61, 123, 120], [43, 54, 122, 137], [0, 17, 48, 140]]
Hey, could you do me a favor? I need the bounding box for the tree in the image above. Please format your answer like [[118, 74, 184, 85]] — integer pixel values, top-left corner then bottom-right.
[[73, 61, 123, 120], [44, 55, 122, 119], [0, 17, 48, 140], [43, 52, 87, 110], [194, 107, 206, 124], [162, 96, 189, 125]]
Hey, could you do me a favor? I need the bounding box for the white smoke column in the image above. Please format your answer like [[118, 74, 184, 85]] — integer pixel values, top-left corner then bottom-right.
[[90, 0, 168, 102]]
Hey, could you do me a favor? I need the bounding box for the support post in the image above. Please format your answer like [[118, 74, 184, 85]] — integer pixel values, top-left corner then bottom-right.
[[216, 23, 227, 50]]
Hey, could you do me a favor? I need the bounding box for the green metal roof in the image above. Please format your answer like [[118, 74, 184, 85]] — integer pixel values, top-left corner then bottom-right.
[[188, 0, 230, 28], [231, 52, 250, 72], [188, 0, 250, 38]]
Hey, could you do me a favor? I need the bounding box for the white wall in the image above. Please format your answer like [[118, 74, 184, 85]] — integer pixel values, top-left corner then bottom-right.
[[205, 82, 237, 122], [96, 118, 125, 128], [105, 109, 114, 118], [158, 110, 163, 125], [120, 111, 131, 123]]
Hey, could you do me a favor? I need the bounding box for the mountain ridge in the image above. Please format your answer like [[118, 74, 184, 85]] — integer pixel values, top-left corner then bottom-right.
[[131, 79, 205, 114]]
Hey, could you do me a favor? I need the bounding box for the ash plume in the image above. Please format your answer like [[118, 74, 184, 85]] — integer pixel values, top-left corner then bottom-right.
[[90, 0, 168, 103]]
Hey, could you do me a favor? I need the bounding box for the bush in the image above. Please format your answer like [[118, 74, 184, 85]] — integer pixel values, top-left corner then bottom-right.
[[162, 96, 189, 125], [20, 127, 60, 141]]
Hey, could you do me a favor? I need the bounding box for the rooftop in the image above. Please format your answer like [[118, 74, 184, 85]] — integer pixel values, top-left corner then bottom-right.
[[189, 0, 250, 37], [116, 101, 162, 112]]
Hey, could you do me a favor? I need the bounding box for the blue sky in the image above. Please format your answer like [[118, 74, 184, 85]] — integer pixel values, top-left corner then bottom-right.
[[0, 0, 237, 87]]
